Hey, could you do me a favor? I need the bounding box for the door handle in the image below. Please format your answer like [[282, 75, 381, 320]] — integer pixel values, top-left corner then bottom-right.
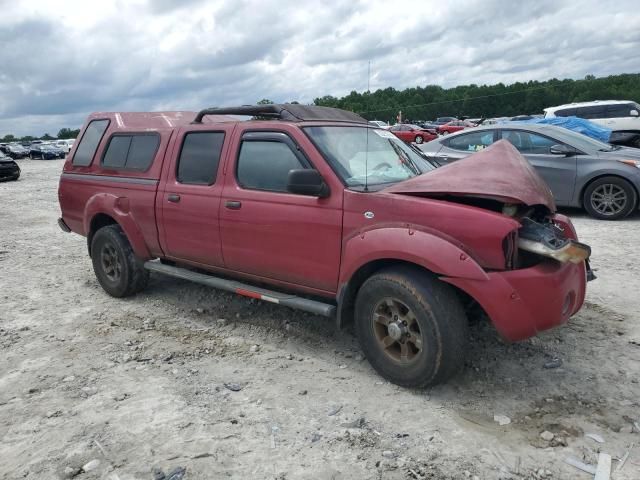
[[225, 200, 242, 210], [167, 193, 181, 203]]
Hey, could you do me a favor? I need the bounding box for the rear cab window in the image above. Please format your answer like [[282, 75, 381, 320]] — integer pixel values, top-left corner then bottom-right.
[[102, 133, 160, 171], [72, 119, 110, 166]]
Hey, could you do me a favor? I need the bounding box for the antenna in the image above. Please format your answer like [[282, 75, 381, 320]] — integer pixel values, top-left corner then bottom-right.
[[364, 60, 371, 192]]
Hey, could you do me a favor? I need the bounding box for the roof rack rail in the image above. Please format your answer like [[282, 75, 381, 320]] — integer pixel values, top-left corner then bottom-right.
[[192, 104, 367, 124]]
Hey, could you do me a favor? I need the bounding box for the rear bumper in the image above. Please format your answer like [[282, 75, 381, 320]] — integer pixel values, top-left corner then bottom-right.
[[443, 259, 587, 341]]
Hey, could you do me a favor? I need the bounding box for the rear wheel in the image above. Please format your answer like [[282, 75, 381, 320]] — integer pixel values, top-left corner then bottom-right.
[[355, 266, 468, 388], [91, 224, 149, 297], [583, 176, 637, 220], [414, 135, 424, 144]]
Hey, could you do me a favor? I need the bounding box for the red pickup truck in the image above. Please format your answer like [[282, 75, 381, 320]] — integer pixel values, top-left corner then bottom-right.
[[58, 104, 592, 387]]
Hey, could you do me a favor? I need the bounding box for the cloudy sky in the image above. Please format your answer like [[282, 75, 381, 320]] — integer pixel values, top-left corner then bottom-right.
[[1, 0, 639, 136]]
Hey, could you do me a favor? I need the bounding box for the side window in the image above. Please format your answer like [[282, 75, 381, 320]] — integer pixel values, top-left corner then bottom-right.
[[605, 103, 634, 118], [177, 132, 225, 185], [555, 108, 575, 117], [502, 131, 557, 154], [102, 134, 159, 170], [73, 119, 109, 166], [576, 105, 605, 119], [237, 140, 304, 192], [446, 131, 495, 151]]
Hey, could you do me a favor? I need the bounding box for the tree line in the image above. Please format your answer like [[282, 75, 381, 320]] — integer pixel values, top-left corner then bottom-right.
[[3, 73, 639, 141], [1, 128, 80, 143], [313, 73, 640, 123]]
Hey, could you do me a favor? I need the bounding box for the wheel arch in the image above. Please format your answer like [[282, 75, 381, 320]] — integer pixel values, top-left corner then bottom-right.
[[84, 194, 152, 259], [578, 173, 639, 209]]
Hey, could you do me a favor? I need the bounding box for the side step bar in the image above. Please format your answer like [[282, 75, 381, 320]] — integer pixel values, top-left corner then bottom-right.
[[144, 260, 336, 318]]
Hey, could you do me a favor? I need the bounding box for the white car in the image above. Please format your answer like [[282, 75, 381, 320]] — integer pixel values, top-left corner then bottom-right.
[[544, 100, 640, 147], [368, 120, 390, 129], [54, 139, 75, 153]]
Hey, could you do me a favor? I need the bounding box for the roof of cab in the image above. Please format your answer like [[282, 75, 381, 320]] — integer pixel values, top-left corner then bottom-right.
[[86, 111, 237, 129]]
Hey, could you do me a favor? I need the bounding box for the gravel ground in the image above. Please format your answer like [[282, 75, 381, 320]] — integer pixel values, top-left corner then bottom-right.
[[1, 159, 639, 480]]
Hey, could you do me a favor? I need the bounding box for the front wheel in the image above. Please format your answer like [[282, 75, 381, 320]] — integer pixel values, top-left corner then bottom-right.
[[414, 135, 424, 144], [355, 266, 468, 388], [583, 176, 637, 220], [91, 224, 149, 297]]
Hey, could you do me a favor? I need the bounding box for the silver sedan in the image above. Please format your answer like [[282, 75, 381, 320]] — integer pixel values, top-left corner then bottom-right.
[[419, 123, 640, 220]]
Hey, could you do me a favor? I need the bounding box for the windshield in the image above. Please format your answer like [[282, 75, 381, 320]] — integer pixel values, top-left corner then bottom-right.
[[304, 126, 435, 189]]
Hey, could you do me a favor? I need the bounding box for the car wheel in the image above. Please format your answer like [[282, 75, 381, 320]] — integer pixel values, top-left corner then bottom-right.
[[355, 266, 468, 388], [91, 224, 149, 297], [414, 135, 424, 144], [583, 176, 637, 220]]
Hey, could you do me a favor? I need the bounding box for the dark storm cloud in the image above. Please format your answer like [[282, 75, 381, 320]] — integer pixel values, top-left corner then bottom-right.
[[0, 0, 638, 136]]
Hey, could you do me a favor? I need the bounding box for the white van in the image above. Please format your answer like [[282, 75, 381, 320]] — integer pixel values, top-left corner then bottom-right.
[[544, 100, 640, 147], [54, 139, 75, 153]]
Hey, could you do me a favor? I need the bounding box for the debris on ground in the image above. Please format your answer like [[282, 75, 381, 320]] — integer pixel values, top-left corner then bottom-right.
[[586, 432, 605, 443], [493, 414, 511, 426], [224, 383, 243, 392], [327, 405, 343, 416], [594, 452, 611, 480], [564, 456, 596, 475]]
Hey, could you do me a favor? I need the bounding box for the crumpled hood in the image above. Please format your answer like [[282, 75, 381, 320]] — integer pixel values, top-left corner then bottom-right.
[[385, 140, 556, 210]]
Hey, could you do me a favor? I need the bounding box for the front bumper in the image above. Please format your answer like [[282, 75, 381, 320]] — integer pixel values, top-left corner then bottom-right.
[[443, 258, 587, 341]]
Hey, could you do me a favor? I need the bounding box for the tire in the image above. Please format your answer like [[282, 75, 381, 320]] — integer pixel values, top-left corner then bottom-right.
[[355, 266, 468, 388], [583, 176, 637, 220], [414, 135, 424, 144], [90, 224, 149, 297]]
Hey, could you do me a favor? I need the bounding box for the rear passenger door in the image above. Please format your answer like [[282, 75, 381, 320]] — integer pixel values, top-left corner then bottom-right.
[[219, 128, 343, 293], [158, 125, 234, 266]]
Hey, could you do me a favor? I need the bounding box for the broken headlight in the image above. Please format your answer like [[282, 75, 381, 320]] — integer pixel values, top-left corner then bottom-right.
[[517, 218, 591, 264]]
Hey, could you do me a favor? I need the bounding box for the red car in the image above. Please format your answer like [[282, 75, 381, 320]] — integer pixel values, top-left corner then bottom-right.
[[438, 120, 476, 135], [389, 124, 438, 144], [58, 104, 591, 388]]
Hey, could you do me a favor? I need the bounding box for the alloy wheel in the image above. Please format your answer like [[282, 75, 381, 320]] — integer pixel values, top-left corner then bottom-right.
[[100, 243, 122, 281], [372, 298, 423, 365], [590, 183, 628, 216]]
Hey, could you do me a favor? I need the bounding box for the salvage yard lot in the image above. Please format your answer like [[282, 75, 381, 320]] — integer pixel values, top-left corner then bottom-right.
[[1, 160, 639, 479]]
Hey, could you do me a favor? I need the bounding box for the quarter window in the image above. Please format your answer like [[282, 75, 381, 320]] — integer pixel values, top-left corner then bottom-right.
[[237, 141, 304, 192], [446, 131, 495, 151], [102, 134, 160, 170], [574, 105, 605, 119], [73, 119, 109, 166], [177, 132, 225, 185]]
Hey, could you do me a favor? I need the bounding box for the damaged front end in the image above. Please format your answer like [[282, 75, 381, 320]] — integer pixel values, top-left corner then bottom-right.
[[518, 218, 590, 265]]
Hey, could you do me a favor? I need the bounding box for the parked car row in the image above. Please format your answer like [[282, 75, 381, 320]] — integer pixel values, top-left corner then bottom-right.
[[0, 138, 74, 159]]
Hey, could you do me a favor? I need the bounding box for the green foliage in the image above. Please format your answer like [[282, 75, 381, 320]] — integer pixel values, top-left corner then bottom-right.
[[314, 73, 640, 122], [57, 128, 80, 139], [257, 98, 274, 104]]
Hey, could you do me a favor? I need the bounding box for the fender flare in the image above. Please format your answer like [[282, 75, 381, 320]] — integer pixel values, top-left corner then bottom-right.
[[335, 226, 489, 328], [83, 193, 152, 259], [339, 226, 489, 285]]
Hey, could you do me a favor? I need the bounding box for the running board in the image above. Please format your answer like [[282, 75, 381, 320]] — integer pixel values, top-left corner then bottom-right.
[[144, 260, 336, 318]]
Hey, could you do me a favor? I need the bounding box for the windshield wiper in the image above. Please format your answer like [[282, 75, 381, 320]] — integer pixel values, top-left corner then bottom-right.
[[388, 140, 420, 175]]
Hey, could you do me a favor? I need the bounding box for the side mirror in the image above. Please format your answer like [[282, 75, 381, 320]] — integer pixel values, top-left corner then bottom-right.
[[287, 169, 329, 197], [550, 144, 575, 156], [630, 109, 639, 117]]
